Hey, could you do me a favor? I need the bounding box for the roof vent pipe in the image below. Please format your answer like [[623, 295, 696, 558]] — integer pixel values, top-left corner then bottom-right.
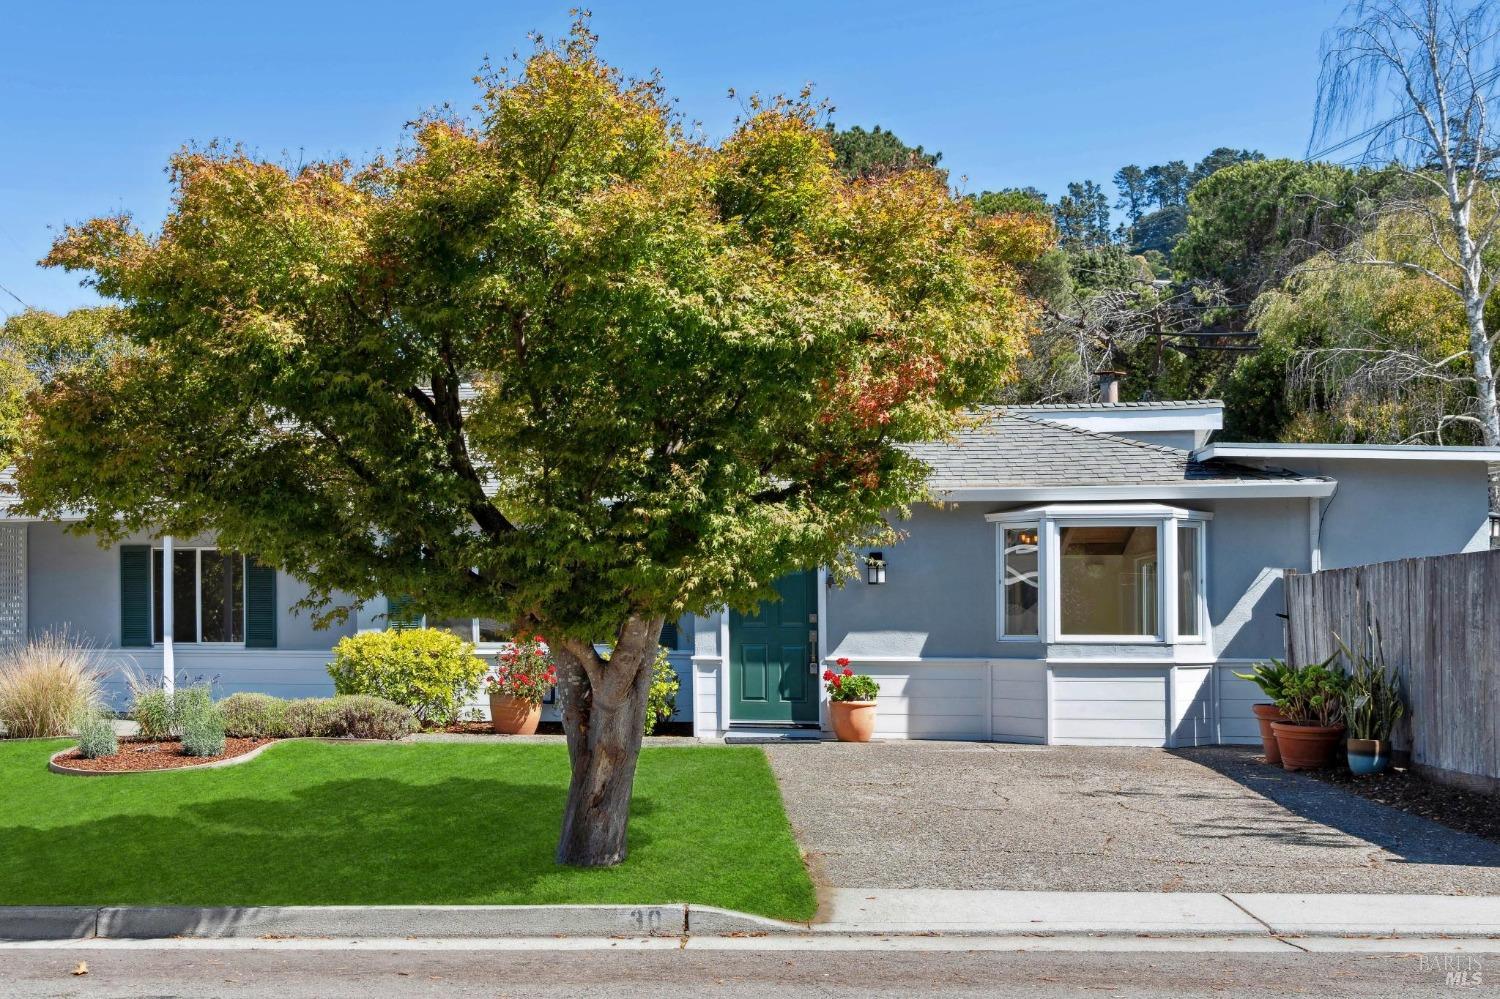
[[1096, 369, 1123, 404]]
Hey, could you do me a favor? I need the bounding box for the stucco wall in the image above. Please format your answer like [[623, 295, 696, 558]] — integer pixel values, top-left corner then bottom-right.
[[1298, 458, 1490, 569]]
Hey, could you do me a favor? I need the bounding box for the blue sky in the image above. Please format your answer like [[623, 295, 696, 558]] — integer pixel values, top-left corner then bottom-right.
[[0, 0, 1340, 315]]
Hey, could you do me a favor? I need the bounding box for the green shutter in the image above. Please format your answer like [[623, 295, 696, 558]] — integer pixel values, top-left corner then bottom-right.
[[119, 545, 152, 648], [659, 620, 679, 650], [244, 558, 278, 648], [386, 594, 420, 631]]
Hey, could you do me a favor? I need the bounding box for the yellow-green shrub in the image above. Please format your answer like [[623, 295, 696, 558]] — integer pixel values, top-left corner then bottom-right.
[[328, 629, 486, 726]]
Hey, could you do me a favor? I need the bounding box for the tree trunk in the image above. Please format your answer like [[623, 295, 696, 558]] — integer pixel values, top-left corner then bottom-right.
[[552, 615, 662, 867]]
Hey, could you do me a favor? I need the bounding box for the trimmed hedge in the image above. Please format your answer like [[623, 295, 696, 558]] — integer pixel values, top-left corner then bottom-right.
[[220, 693, 416, 741]]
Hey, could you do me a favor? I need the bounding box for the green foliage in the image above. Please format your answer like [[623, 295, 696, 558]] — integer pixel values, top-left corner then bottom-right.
[[645, 647, 679, 735], [128, 689, 174, 740], [1175, 159, 1371, 302], [970, 187, 1049, 218], [329, 629, 487, 725], [1335, 619, 1406, 742], [823, 659, 879, 702], [1234, 659, 1296, 702], [0, 308, 120, 464], [485, 636, 557, 706], [219, 692, 291, 738], [1273, 653, 1347, 727], [73, 712, 118, 759], [177, 693, 226, 757], [826, 123, 941, 179], [1124, 205, 1187, 256], [283, 695, 418, 740], [1054, 180, 1111, 249], [21, 14, 1043, 656]]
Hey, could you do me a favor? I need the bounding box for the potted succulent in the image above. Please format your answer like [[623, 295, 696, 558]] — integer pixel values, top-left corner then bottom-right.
[[1335, 622, 1405, 776], [823, 657, 879, 742], [485, 636, 556, 735], [1233, 659, 1294, 765], [1268, 652, 1347, 771]]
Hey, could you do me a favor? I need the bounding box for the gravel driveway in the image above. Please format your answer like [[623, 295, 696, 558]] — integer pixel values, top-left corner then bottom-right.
[[763, 741, 1500, 894]]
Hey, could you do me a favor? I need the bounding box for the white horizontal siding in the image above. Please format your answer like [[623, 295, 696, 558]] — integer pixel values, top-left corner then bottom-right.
[[693, 659, 723, 737], [95, 649, 336, 708], [1215, 664, 1265, 745], [1171, 665, 1213, 748], [857, 662, 989, 740], [991, 661, 1046, 744], [1051, 666, 1168, 747]]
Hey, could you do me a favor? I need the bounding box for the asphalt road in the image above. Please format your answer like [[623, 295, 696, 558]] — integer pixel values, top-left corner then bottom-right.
[[0, 944, 1491, 998]]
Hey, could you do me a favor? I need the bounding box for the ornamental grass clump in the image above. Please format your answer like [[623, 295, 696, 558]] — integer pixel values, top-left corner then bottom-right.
[[73, 711, 118, 759], [176, 688, 226, 757], [0, 633, 106, 738]]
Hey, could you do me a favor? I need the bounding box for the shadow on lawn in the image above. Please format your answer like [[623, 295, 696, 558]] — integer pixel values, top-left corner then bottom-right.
[[1168, 746, 1500, 869], [5, 775, 661, 907]]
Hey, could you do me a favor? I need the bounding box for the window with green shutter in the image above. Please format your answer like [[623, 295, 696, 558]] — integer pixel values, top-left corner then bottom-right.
[[244, 558, 277, 648], [659, 620, 679, 650], [119, 545, 152, 648], [385, 594, 420, 630]]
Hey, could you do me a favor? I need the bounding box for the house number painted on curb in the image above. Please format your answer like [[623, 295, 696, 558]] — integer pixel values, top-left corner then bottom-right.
[[629, 907, 667, 932]]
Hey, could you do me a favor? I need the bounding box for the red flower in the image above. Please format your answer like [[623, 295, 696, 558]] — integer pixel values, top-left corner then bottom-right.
[[832, 675, 843, 687], [533, 635, 545, 643], [835, 657, 851, 668], [842, 667, 853, 677], [822, 669, 835, 681]]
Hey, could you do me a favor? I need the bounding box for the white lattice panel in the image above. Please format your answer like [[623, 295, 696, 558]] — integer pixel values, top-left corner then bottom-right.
[[0, 525, 25, 646]]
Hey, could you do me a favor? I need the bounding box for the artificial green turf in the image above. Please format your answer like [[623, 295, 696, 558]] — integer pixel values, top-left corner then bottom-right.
[[0, 740, 816, 921]]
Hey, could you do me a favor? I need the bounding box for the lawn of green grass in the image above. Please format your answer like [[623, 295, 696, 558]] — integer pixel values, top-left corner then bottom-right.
[[0, 740, 816, 921]]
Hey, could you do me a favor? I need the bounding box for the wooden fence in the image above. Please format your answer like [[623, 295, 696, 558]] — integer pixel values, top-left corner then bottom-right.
[[1285, 550, 1500, 789]]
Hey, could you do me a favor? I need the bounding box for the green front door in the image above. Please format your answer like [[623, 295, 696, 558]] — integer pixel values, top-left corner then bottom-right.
[[729, 571, 820, 725]]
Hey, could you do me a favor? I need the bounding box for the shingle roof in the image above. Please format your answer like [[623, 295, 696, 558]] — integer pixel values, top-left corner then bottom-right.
[[1004, 399, 1222, 411], [905, 411, 1329, 490]]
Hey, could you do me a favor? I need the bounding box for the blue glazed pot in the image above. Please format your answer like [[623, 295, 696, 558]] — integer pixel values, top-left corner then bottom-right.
[[1347, 738, 1389, 776]]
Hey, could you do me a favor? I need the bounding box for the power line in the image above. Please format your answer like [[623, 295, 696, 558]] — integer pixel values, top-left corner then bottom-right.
[[0, 281, 30, 312], [1307, 63, 1500, 163]]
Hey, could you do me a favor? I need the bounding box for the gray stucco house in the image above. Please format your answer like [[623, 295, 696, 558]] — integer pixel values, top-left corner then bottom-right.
[[1, 398, 1494, 745]]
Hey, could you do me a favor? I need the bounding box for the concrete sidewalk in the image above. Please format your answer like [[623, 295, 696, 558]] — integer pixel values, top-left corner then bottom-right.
[[4, 891, 1499, 941]]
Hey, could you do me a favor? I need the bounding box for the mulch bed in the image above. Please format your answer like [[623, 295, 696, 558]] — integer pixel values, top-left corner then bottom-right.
[[1305, 763, 1500, 845], [54, 737, 272, 773]]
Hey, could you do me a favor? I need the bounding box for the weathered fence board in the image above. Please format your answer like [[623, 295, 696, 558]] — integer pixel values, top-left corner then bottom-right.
[[1285, 550, 1500, 787]]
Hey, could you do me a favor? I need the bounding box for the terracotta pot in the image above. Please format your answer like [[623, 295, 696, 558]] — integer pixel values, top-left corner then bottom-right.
[[1251, 703, 1285, 765], [1270, 721, 1345, 771], [1347, 737, 1390, 776], [830, 700, 877, 743], [489, 693, 541, 736]]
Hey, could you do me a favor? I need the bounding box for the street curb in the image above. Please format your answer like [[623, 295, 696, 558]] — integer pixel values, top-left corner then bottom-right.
[[3, 895, 1498, 942]]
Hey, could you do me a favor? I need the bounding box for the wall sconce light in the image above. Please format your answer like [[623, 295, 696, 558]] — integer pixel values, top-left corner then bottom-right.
[[865, 552, 887, 585]]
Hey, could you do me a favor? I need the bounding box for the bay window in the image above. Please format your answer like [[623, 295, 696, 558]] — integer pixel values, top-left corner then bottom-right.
[[990, 505, 1208, 645]]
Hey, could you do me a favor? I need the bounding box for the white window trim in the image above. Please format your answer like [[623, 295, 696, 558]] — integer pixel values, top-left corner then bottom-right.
[[996, 522, 1042, 641], [987, 504, 1210, 646], [151, 546, 248, 647]]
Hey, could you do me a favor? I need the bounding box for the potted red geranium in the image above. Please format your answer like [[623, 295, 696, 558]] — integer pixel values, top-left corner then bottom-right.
[[823, 657, 879, 742], [485, 636, 556, 735]]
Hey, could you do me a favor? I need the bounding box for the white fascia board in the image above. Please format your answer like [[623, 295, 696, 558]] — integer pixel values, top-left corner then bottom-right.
[[1029, 407, 1223, 434], [1195, 442, 1500, 462], [985, 503, 1214, 522], [938, 481, 1336, 501]]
